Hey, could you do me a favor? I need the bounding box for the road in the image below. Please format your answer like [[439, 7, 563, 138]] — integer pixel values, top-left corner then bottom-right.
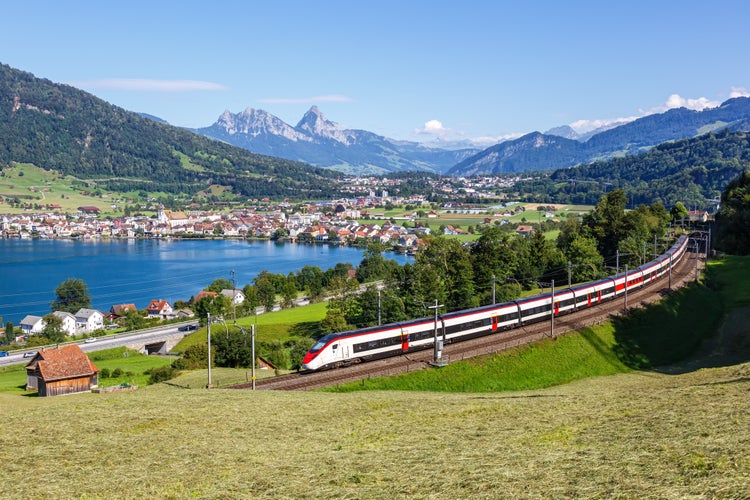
[[0, 320, 199, 367]]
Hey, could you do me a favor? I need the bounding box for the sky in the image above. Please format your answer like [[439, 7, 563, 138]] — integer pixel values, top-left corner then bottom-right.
[[2, 1, 749, 146]]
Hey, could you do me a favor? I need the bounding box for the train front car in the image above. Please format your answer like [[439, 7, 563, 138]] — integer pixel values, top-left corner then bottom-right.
[[302, 334, 339, 371]]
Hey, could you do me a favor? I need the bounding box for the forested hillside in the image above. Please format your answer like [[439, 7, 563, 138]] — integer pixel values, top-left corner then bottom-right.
[[512, 130, 750, 208], [0, 64, 339, 198]]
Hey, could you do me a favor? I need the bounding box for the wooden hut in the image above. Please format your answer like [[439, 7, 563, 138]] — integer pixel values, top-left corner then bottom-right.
[[25, 345, 99, 397]]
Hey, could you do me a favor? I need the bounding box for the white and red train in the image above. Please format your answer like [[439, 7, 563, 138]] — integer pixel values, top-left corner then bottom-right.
[[302, 234, 690, 371]]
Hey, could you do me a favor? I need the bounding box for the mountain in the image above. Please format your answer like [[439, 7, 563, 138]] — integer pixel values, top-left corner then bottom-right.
[[196, 106, 479, 175], [0, 63, 339, 199], [451, 97, 750, 176], [512, 129, 750, 209]]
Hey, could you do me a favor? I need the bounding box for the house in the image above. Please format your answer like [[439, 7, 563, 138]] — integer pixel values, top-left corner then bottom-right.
[[110, 303, 137, 317], [687, 210, 709, 223], [25, 344, 99, 397], [146, 299, 173, 319], [220, 289, 245, 305], [75, 308, 104, 333], [515, 225, 534, 236], [195, 290, 218, 302], [52, 311, 77, 336], [20, 315, 45, 335], [77, 206, 100, 214]]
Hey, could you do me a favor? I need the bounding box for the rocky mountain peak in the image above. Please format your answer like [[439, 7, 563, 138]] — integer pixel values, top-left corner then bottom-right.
[[296, 106, 354, 144]]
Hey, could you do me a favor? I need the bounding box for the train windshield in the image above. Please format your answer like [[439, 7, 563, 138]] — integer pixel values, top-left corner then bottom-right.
[[310, 339, 328, 352]]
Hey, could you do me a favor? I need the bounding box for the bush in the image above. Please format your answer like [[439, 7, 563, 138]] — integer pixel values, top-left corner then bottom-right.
[[99, 368, 111, 378], [144, 366, 178, 385], [112, 368, 124, 378]]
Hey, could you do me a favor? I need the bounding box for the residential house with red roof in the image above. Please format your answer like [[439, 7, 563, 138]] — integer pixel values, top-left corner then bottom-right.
[[146, 299, 173, 319]]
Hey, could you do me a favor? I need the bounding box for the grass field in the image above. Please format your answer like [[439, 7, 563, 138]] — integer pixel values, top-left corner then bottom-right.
[[0, 353, 747, 497]]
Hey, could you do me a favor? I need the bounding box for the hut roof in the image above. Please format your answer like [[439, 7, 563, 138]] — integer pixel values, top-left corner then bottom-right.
[[26, 344, 99, 382]]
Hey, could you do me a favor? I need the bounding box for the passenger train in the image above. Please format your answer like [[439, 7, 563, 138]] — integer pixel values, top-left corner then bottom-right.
[[301, 234, 690, 371]]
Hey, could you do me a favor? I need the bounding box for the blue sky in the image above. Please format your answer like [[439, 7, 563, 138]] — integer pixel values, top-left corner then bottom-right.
[[2, 1, 749, 145]]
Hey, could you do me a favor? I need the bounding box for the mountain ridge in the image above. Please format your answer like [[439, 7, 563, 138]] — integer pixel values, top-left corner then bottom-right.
[[449, 96, 750, 176], [195, 107, 479, 175]]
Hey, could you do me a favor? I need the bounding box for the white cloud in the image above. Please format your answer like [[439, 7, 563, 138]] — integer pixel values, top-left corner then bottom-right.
[[69, 79, 228, 91], [568, 117, 638, 134], [415, 119, 451, 136], [258, 95, 354, 104], [467, 133, 523, 147], [640, 93, 720, 115], [569, 91, 735, 135]]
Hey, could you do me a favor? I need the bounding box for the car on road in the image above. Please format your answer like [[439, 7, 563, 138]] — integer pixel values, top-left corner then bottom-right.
[[23, 351, 37, 358], [84, 337, 97, 343], [0, 351, 8, 357], [179, 324, 198, 332]]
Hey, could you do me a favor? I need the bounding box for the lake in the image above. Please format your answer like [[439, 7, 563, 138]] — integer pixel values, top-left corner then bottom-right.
[[0, 239, 413, 325]]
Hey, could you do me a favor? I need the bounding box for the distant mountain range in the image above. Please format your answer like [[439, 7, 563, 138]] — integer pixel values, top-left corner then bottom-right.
[[449, 97, 750, 176], [193, 97, 750, 177], [194, 106, 479, 175]]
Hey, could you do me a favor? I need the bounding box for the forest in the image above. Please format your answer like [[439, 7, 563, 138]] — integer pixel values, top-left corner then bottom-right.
[[511, 130, 750, 209]]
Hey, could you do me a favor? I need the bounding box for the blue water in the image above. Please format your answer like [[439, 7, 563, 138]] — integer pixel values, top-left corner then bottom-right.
[[0, 239, 412, 325]]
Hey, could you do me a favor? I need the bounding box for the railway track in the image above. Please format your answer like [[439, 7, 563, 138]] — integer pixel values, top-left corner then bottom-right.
[[227, 251, 700, 391]]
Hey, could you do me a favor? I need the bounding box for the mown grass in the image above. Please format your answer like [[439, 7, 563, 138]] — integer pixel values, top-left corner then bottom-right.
[[0, 362, 747, 498]]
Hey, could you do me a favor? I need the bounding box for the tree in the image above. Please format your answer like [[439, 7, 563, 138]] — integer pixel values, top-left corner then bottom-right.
[[565, 235, 603, 282], [583, 189, 629, 259], [670, 201, 689, 225], [123, 309, 146, 331], [193, 294, 230, 320], [414, 237, 477, 311], [254, 276, 277, 312], [296, 266, 325, 300], [715, 170, 750, 255], [206, 278, 232, 294], [281, 279, 298, 309], [51, 278, 91, 313], [470, 228, 520, 304], [41, 313, 66, 343], [5, 322, 14, 343]]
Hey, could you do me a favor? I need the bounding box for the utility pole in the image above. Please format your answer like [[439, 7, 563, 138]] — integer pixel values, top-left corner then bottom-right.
[[616, 250, 620, 273], [206, 312, 212, 389], [427, 299, 444, 365], [624, 265, 629, 311], [492, 274, 496, 305], [251, 324, 256, 390], [568, 261, 572, 288], [550, 279, 555, 339], [668, 253, 672, 289], [231, 268, 237, 324], [377, 290, 381, 326], [695, 240, 700, 283]]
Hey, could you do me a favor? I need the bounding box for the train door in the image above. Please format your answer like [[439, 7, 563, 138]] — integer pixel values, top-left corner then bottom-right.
[[554, 301, 560, 315], [401, 330, 409, 352], [331, 343, 339, 360], [491, 315, 499, 331]]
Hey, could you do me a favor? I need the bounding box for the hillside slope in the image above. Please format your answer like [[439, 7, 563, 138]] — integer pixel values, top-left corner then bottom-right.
[[0, 63, 339, 199]]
